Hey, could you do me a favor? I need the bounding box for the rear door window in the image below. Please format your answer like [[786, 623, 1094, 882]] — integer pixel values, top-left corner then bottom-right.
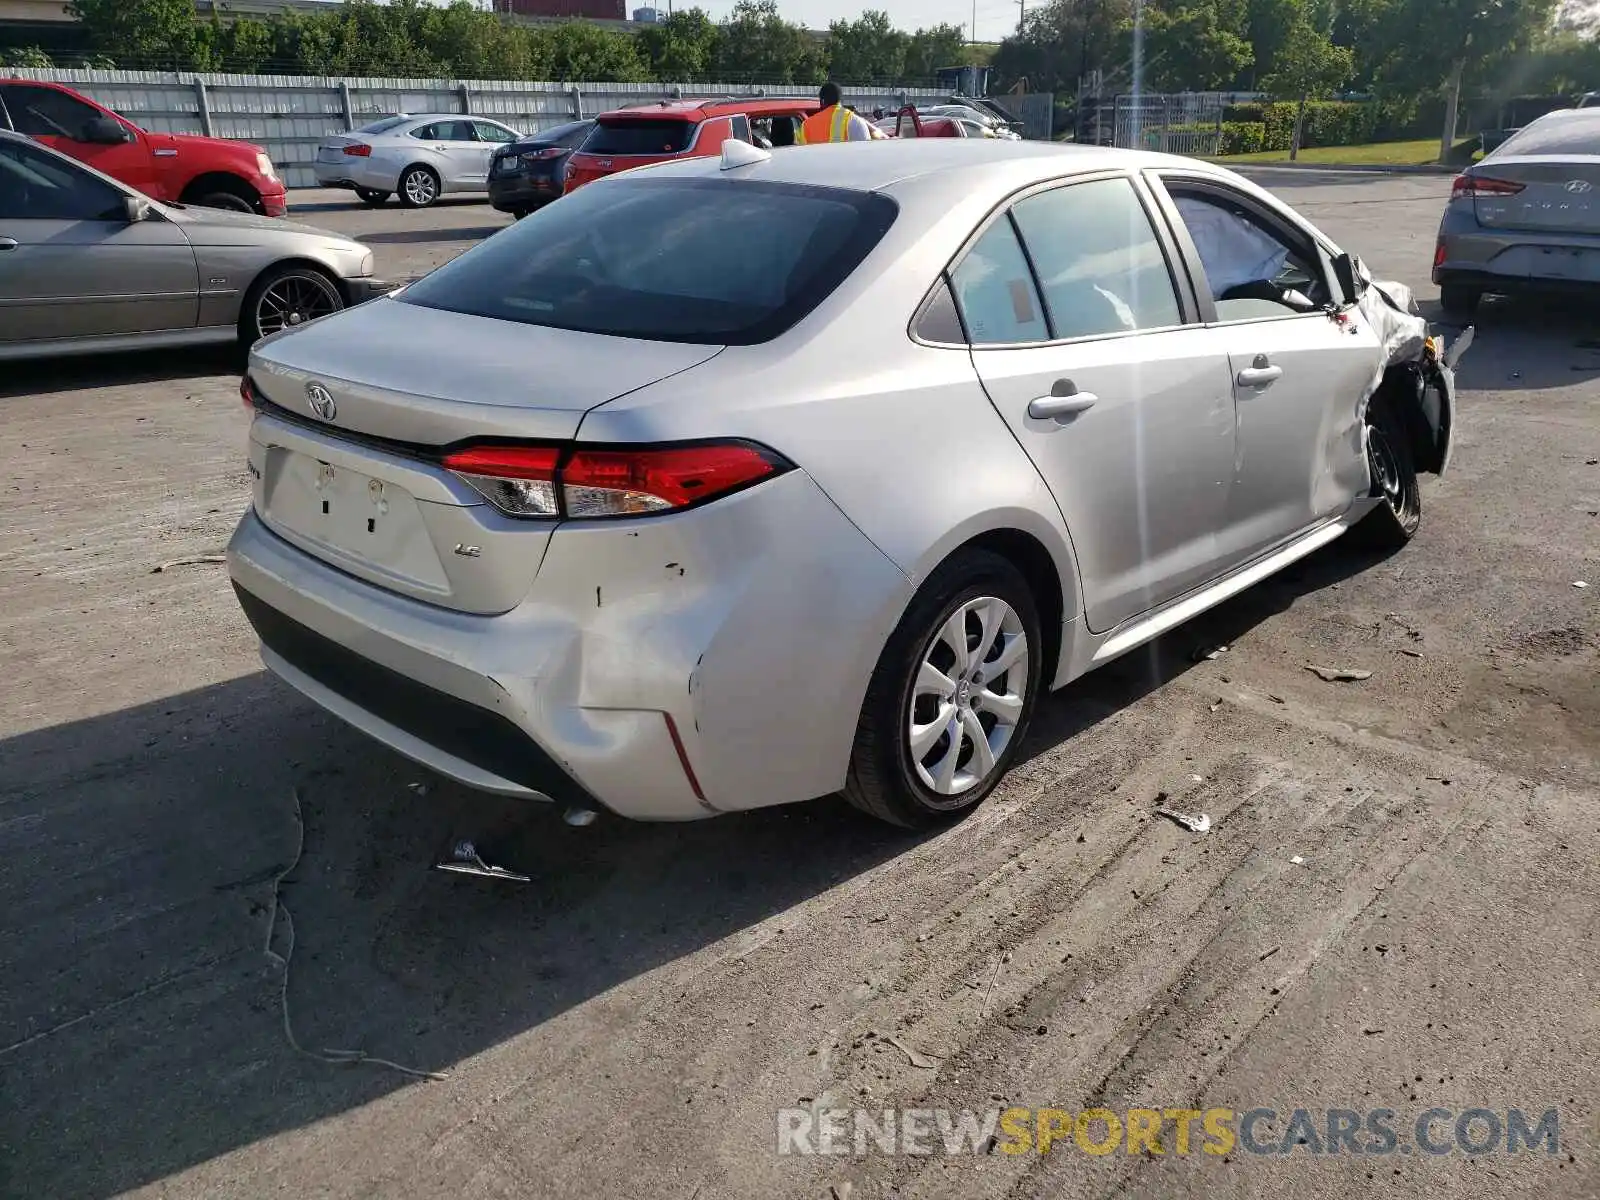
[[397, 177, 897, 345], [582, 118, 695, 155], [1009, 177, 1182, 338], [949, 218, 1049, 344]]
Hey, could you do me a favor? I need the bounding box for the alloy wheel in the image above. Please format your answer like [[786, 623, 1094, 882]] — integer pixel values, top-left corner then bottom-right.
[[1367, 422, 1407, 516], [403, 169, 438, 206], [255, 273, 342, 337], [907, 595, 1029, 802]]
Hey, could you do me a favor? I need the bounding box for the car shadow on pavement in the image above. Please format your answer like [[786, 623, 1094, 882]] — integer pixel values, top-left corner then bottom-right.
[[1421, 295, 1600, 392], [0, 345, 243, 400], [0, 536, 1390, 1200], [355, 224, 509, 245]]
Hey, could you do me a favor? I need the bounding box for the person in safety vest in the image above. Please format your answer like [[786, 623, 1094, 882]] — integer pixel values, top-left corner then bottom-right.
[[797, 81, 876, 144]]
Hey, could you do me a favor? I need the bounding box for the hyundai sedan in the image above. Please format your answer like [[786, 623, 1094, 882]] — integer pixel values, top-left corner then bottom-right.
[[229, 138, 1455, 829]]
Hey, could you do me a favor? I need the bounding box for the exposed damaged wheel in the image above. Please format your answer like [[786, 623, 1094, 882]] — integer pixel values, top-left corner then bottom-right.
[[1353, 402, 1422, 551], [844, 549, 1041, 829]]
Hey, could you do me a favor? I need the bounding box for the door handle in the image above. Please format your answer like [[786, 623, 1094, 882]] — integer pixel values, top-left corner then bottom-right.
[[0, 237, 16, 251], [1028, 379, 1098, 421], [1236, 366, 1282, 387]]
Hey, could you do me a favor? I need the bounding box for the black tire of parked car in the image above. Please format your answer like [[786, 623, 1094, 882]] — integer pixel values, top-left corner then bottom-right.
[[1439, 285, 1481, 317], [187, 177, 259, 214], [397, 165, 441, 209], [1352, 400, 1423, 551], [844, 549, 1043, 829], [239, 263, 346, 348]]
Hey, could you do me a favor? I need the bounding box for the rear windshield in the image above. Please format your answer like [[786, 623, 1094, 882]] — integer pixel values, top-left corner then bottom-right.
[[397, 177, 898, 345], [581, 117, 694, 156], [1492, 116, 1600, 157], [356, 116, 409, 135]]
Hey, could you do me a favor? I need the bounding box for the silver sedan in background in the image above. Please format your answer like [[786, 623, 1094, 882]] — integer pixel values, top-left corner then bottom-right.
[[229, 139, 1456, 831], [1434, 106, 1600, 315], [0, 129, 386, 362], [314, 114, 523, 208]]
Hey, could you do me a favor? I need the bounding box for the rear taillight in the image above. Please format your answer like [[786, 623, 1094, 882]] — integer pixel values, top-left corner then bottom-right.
[[1434, 238, 1447, 269], [525, 147, 565, 162], [343, 143, 372, 157], [1452, 173, 1524, 198], [240, 376, 255, 409], [442, 444, 561, 516], [440, 441, 790, 519]]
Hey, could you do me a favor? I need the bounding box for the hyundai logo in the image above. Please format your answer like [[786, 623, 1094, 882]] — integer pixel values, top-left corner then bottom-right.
[[1566, 179, 1592, 194], [305, 381, 337, 422]]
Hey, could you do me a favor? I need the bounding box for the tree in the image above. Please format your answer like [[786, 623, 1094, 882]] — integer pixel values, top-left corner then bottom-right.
[[1141, 2, 1254, 90], [903, 24, 968, 82], [1261, 18, 1353, 156], [66, 0, 196, 68], [1242, 0, 1305, 85], [1, 46, 54, 68], [545, 21, 647, 82], [992, 0, 1135, 97], [826, 10, 906, 83], [712, 0, 824, 85], [636, 8, 720, 81]]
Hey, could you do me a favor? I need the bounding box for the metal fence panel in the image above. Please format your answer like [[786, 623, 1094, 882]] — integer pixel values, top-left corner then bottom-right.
[[8, 68, 1006, 187], [1109, 92, 1225, 156]]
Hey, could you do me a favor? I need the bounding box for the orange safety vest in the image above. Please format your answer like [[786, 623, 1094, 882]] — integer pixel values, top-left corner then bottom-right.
[[797, 105, 856, 145]]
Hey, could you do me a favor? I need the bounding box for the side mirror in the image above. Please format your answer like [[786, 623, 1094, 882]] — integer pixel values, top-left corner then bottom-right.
[[84, 116, 130, 145], [124, 195, 151, 223], [1332, 251, 1367, 305]]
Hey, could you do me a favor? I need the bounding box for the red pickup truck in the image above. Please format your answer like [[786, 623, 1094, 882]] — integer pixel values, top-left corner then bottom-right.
[[0, 79, 287, 216]]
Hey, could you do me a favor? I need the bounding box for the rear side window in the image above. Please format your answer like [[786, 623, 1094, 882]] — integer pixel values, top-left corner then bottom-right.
[[1009, 177, 1182, 337], [398, 178, 897, 345], [1492, 115, 1600, 157], [356, 116, 408, 135], [582, 118, 694, 155], [950, 219, 1048, 344]]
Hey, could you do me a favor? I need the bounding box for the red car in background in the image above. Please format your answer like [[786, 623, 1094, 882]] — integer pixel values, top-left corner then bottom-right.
[[0, 79, 288, 216], [563, 96, 820, 193]]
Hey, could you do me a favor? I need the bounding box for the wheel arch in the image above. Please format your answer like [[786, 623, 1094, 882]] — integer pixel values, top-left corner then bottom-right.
[[179, 171, 261, 208], [906, 512, 1082, 690], [1369, 360, 1449, 476]]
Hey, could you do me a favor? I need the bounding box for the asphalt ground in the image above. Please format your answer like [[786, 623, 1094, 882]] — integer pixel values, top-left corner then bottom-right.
[[0, 173, 1596, 1200]]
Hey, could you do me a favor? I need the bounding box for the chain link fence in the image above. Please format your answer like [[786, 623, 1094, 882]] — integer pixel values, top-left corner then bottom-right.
[[1099, 92, 1227, 156]]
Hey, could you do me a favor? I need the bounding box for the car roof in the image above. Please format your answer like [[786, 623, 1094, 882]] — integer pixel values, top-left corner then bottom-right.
[[596, 96, 819, 122], [613, 137, 1228, 196]]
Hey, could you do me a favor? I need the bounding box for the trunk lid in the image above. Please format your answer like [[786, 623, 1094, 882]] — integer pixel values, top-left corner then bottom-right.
[[246, 298, 723, 613], [316, 135, 365, 164], [1470, 155, 1600, 235]]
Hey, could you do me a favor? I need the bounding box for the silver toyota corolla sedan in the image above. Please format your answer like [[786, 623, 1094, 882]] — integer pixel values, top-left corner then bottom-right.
[[1434, 106, 1600, 315], [313, 114, 523, 208], [1, 129, 386, 362], [229, 138, 1455, 829]]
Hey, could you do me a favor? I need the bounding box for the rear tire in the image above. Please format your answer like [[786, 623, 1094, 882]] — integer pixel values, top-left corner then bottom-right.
[[1352, 401, 1422, 551], [1439, 284, 1481, 317], [844, 550, 1042, 829], [239, 263, 346, 347], [398, 165, 440, 209], [355, 188, 390, 206]]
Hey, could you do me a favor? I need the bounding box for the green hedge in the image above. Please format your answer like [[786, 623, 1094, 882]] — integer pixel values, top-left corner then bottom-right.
[[1218, 121, 1265, 154], [1221, 101, 1385, 150]]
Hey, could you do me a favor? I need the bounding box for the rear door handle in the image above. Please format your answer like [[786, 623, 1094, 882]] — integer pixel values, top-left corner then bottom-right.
[[1236, 365, 1283, 387], [1028, 380, 1098, 421], [0, 237, 16, 251]]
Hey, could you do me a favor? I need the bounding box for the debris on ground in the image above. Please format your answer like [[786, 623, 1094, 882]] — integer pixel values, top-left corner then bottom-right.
[[1575, 581, 1589, 589], [1259, 946, 1280, 962], [1305, 665, 1374, 682], [882, 1034, 939, 1069], [1153, 806, 1212, 834], [831, 1184, 854, 1200], [1193, 644, 1230, 662], [406, 781, 429, 796], [1290, 855, 1306, 865], [1400, 648, 1425, 658], [149, 554, 226, 574], [434, 839, 532, 884]]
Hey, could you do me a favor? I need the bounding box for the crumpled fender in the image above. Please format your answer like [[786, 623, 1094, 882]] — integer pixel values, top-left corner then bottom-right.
[[1356, 276, 1466, 477]]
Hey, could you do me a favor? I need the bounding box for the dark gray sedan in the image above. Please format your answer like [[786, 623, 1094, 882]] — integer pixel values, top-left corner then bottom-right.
[[1434, 107, 1600, 315], [0, 129, 389, 362]]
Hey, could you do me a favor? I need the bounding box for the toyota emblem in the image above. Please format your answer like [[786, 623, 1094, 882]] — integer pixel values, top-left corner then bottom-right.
[[305, 381, 337, 422], [1566, 179, 1592, 194]]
